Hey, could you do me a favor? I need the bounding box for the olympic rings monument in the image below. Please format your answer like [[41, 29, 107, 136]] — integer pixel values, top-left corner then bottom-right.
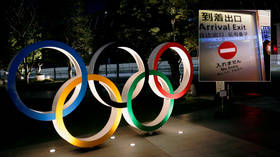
[[7, 40, 193, 148]]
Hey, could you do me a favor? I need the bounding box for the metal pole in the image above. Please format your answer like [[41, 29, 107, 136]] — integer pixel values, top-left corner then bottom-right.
[[221, 96, 224, 112]]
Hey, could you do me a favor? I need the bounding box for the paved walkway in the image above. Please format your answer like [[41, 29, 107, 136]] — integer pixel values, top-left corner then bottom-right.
[[1, 104, 280, 157]]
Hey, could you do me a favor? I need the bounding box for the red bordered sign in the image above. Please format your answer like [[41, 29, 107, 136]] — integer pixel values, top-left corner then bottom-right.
[[218, 41, 237, 60]]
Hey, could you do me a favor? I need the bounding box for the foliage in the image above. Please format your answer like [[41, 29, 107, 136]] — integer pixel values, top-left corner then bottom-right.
[[4, 0, 43, 83], [1, 0, 197, 85], [110, 0, 197, 87], [63, 0, 93, 64], [114, 0, 197, 55]]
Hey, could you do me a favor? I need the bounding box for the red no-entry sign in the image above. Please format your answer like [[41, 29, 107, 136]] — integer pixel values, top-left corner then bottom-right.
[[218, 41, 237, 60]]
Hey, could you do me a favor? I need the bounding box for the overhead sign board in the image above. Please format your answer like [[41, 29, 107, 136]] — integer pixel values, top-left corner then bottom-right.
[[199, 10, 270, 81]]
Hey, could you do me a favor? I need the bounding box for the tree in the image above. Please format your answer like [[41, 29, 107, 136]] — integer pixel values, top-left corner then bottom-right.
[[4, 0, 43, 84], [62, 0, 93, 78], [103, 0, 197, 88], [163, 0, 198, 88]]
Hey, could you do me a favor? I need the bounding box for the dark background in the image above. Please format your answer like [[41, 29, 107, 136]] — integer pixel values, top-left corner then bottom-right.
[[0, 0, 280, 150]]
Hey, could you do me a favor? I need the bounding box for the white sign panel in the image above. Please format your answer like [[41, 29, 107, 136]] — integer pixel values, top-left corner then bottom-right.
[[199, 10, 265, 81], [216, 81, 225, 93]]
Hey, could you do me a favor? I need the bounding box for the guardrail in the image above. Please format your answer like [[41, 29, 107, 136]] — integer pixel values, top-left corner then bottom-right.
[[0, 59, 199, 81]]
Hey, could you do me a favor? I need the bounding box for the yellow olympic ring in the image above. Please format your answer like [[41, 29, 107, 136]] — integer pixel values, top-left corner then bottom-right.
[[52, 74, 122, 148]]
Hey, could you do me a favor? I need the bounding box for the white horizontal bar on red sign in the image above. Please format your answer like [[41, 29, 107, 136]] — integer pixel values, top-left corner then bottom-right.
[[220, 48, 236, 53]]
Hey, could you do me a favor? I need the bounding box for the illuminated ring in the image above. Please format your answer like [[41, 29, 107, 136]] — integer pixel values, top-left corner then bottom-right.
[[7, 40, 87, 121], [148, 42, 193, 99], [52, 74, 122, 148], [122, 70, 174, 131], [88, 43, 147, 108]]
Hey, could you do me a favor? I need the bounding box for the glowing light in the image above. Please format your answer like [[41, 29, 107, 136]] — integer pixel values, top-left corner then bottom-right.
[[247, 93, 261, 96], [273, 45, 277, 53], [178, 130, 183, 134], [49, 149, 56, 153], [110, 136, 116, 140], [130, 143, 136, 147]]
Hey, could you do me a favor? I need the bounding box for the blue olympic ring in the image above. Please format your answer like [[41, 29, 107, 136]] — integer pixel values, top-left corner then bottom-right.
[[7, 40, 88, 121]]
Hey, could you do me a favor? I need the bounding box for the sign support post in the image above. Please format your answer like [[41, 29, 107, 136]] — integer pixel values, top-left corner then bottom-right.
[[215, 81, 229, 118]]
